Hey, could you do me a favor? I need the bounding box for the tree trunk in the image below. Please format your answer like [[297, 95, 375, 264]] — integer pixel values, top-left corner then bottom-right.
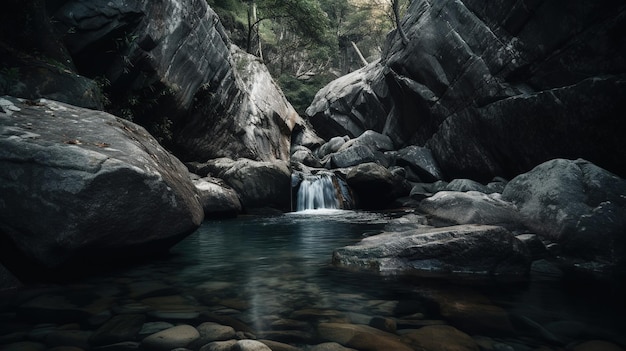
[[351, 41, 369, 67], [392, 0, 409, 46], [246, 0, 263, 59]]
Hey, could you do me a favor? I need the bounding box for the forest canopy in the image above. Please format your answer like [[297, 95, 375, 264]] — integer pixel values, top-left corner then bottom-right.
[[206, 0, 409, 114]]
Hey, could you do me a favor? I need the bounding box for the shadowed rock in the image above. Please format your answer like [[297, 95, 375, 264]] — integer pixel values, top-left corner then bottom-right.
[[306, 1, 626, 181], [0, 97, 203, 279], [332, 225, 531, 278]]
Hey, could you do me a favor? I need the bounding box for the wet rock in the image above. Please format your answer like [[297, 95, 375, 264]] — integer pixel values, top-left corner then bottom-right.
[[127, 281, 177, 300], [409, 181, 448, 201], [445, 179, 491, 193], [0, 98, 203, 277], [346, 162, 409, 209], [92, 342, 140, 351], [199, 158, 291, 211], [333, 225, 531, 277], [310, 343, 357, 351], [401, 325, 479, 351], [422, 288, 515, 335], [369, 316, 396, 333], [17, 295, 93, 324], [193, 176, 242, 218], [330, 145, 379, 168], [111, 303, 150, 315], [89, 314, 145, 346], [501, 159, 626, 271], [258, 339, 303, 351], [317, 136, 349, 159], [290, 147, 323, 168], [317, 323, 413, 351], [419, 191, 523, 230], [140, 325, 199, 351], [233, 340, 273, 351], [515, 234, 548, 260], [189, 322, 236, 349], [257, 330, 314, 344], [199, 340, 238, 351], [45, 329, 93, 349], [384, 213, 430, 232], [138, 322, 175, 338], [396, 146, 443, 182], [340, 130, 394, 153], [200, 312, 254, 333]]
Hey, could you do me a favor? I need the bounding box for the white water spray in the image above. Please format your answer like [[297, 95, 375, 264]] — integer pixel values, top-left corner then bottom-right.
[[296, 173, 340, 211]]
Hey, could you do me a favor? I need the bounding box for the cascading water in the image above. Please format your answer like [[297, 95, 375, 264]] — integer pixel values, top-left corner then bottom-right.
[[296, 173, 340, 211]]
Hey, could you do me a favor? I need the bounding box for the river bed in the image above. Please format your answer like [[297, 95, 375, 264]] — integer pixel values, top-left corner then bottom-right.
[[1, 210, 625, 350]]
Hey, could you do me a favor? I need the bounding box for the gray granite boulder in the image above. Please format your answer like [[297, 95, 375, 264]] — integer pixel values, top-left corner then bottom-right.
[[193, 176, 242, 218], [199, 157, 291, 211], [444, 179, 491, 193], [502, 158, 626, 271], [52, 0, 301, 163], [332, 225, 531, 278], [395, 145, 443, 182], [419, 191, 523, 230], [346, 163, 409, 209], [0, 97, 203, 276], [307, 0, 626, 181]]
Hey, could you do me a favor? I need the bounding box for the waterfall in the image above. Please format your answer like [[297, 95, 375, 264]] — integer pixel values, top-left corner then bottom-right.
[[296, 173, 340, 211]]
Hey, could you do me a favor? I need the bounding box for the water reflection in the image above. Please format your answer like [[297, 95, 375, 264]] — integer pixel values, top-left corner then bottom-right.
[[1, 211, 625, 350]]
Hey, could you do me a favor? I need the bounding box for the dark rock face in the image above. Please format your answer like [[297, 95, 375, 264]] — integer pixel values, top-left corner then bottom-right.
[[501, 158, 626, 270], [346, 163, 409, 209], [51, 0, 300, 163], [419, 191, 523, 230], [0, 97, 203, 277], [306, 0, 626, 181], [192, 176, 242, 218], [332, 225, 531, 278], [195, 158, 291, 211], [395, 145, 443, 182]]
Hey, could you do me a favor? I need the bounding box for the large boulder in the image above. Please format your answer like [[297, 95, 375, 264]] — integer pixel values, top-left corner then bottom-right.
[[306, 0, 626, 181], [419, 191, 524, 230], [198, 158, 291, 211], [0, 97, 204, 278], [51, 0, 300, 163], [395, 145, 443, 182], [346, 162, 409, 209], [330, 145, 379, 169], [192, 176, 242, 218], [0, 1, 104, 110], [332, 225, 531, 278], [502, 158, 626, 270]]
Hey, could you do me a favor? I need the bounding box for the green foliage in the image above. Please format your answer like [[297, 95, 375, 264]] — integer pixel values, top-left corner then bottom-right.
[[278, 73, 331, 115]]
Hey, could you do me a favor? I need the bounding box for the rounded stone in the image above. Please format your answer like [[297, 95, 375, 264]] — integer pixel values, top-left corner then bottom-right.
[[140, 325, 200, 351], [233, 340, 272, 351]]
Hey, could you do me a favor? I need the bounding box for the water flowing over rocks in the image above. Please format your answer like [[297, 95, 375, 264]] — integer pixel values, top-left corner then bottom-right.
[[332, 225, 531, 278], [0, 97, 203, 279], [306, 0, 626, 181]]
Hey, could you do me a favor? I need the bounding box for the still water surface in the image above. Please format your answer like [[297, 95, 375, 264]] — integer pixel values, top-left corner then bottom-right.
[[2, 210, 625, 350]]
